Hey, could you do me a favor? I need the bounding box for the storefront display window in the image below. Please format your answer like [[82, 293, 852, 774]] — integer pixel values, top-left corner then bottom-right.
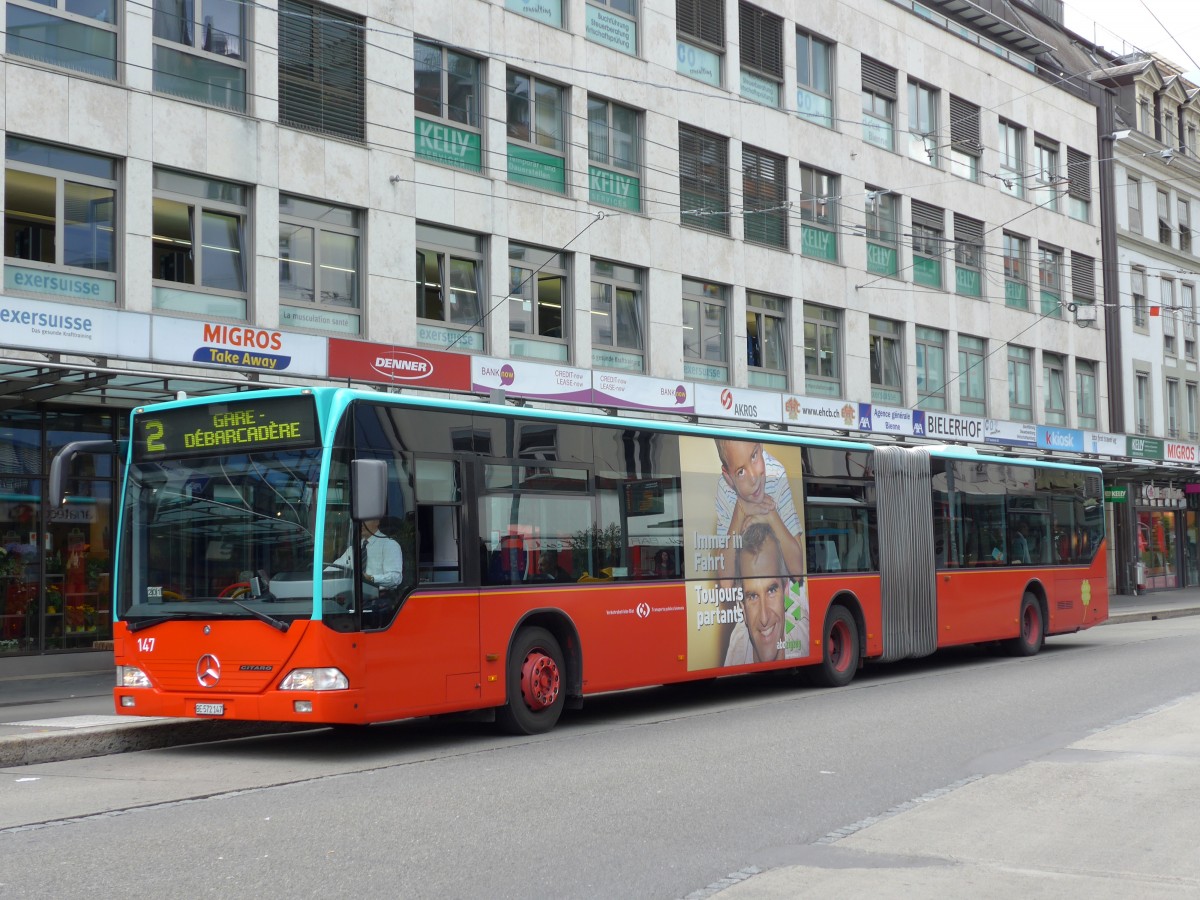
[[1137, 509, 1177, 590]]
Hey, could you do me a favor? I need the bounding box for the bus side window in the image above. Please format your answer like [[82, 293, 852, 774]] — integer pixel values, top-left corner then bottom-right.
[[414, 458, 462, 584]]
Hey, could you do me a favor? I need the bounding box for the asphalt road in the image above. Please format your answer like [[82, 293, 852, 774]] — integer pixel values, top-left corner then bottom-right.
[[3, 616, 1200, 899]]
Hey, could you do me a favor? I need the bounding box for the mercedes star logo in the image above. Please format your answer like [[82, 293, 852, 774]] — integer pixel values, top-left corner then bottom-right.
[[196, 653, 221, 688]]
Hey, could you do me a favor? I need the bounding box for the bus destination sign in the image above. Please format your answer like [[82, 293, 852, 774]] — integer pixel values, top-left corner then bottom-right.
[[132, 395, 319, 461]]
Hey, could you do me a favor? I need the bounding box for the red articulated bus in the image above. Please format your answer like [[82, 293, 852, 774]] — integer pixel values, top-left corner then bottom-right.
[[57, 387, 1106, 734]]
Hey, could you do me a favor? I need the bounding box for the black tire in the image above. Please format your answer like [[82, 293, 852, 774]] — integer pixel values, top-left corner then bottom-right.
[[1005, 592, 1044, 657], [496, 626, 566, 735], [810, 606, 860, 687]]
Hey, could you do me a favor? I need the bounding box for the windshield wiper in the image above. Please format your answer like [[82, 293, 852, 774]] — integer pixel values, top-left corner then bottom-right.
[[231, 599, 290, 633], [126, 611, 211, 633]]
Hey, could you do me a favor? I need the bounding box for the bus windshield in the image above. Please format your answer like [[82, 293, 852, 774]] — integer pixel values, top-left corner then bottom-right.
[[118, 448, 324, 627]]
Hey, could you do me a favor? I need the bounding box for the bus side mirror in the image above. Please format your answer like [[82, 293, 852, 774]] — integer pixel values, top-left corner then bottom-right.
[[351, 459, 388, 521], [49, 439, 123, 506]]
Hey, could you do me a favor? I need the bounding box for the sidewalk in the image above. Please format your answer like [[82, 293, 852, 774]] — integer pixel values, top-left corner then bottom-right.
[[1, 590, 1198, 769]]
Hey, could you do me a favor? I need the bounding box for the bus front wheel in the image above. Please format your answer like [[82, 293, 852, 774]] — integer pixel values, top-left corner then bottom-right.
[[1005, 592, 1044, 657], [810, 606, 859, 688], [497, 627, 565, 735]]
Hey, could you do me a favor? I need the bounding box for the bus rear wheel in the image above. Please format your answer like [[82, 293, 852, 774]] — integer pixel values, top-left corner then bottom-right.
[[497, 627, 565, 735], [810, 606, 859, 688], [1005, 592, 1044, 657]]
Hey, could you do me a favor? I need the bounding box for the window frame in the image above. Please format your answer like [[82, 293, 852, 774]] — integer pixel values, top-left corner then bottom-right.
[[865, 189, 898, 277], [745, 291, 788, 390], [954, 213, 983, 298], [738, 1, 783, 107], [1003, 231, 1028, 310], [415, 223, 486, 352], [151, 168, 249, 319], [587, 95, 642, 212], [1188, 381, 1199, 440], [803, 302, 841, 398], [1042, 351, 1066, 425], [860, 57, 896, 151], [679, 124, 729, 234], [508, 243, 570, 363], [799, 164, 838, 261], [868, 316, 903, 404], [1007, 345, 1033, 423], [907, 80, 938, 166], [152, 0, 248, 111], [998, 119, 1024, 199], [1166, 377, 1181, 438], [682, 278, 729, 383], [1127, 175, 1142, 234], [1135, 371, 1151, 434], [742, 144, 788, 248], [277, 194, 363, 334], [590, 259, 646, 372], [506, 70, 569, 194], [1038, 244, 1063, 317], [4, 137, 119, 302], [1162, 278, 1177, 357], [915, 325, 946, 411], [1076, 359, 1098, 430], [585, 0, 638, 55], [958, 334, 987, 416], [677, 0, 725, 86], [1031, 138, 1059, 211], [279, 0, 365, 142], [1184, 282, 1197, 361], [413, 39, 484, 154], [6, 0, 118, 80], [795, 29, 833, 128], [911, 200, 945, 290], [1132, 266, 1148, 330], [1179, 198, 1193, 254], [1158, 188, 1173, 246]]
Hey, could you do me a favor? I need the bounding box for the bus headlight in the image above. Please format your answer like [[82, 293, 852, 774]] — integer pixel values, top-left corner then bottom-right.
[[118, 666, 151, 688], [279, 668, 348, 691]]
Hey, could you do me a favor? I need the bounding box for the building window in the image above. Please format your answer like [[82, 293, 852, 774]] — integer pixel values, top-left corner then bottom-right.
[[803, 303, 840, 398], [677, 0, 724, 87], [506, 71, 567, 193], [738, 2, 782, 107], [414, 40, 483, 172], [1032, 138, 1059, 211], [949, 95, 981, 182], [509, 244, 568, 363], [746, 291, 787, 390], [1008, 345, 1032, 422], [799, 164, 838, 261], [1003, 232, 1028, 310], [4, 137, 118, 303], [152, 169, 247, 318], [1076, 359, 1097, 430], [278, 195, 361, 334], [915, 326, 946, 411], [998, 120, 1024, 199], [591, 259, 645, 371], [1180, 198, 1193, 254], [1043, 352, 1066, 425], [865, 189, 898, 276], [959, 335, 987, 415], [1164, 111, 1177, 149], [153, 0, 247, 110], [1163, 278, 1177, 357], [1188, 382, 1198, 440], [1139, 96, 1152, 135], [506, 0, 563, 25], [1067, 147, 1091, 222], [911, 200, 944, 289], [1184, 282, 1197, 360], [682, 278, 728, 383], [795, 30, 833, 128], [1038, 244, 1062, 317], [586, 0, 638, 56], [742, 145, 787, 248], [1158, 189, 1173, 245], [1135, 372, 1150, 434], [7, 0, 117, 79], [416, 223, 485, 351], [279, 0, 364, 142], [1127, 175, 1142, 233], [1167, 378, 1181, 438], [1071, 252, 1096, 321], [907, 81, 938, 166], [861, 57, 896, 150], [1132, 267, 1148, 329], [869, 317, 902, 404], [954, 213, 983, 298], [679, 125, 729, 234], [588, 96, 642, 212]]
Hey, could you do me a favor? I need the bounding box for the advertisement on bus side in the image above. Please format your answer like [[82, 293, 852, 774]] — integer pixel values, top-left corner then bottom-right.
[[679, 436, 810, 671]]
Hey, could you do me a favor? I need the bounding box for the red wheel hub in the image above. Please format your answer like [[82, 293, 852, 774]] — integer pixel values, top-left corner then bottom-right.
[[520, 650, 560, 711], [829, 621, 852, 672]]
